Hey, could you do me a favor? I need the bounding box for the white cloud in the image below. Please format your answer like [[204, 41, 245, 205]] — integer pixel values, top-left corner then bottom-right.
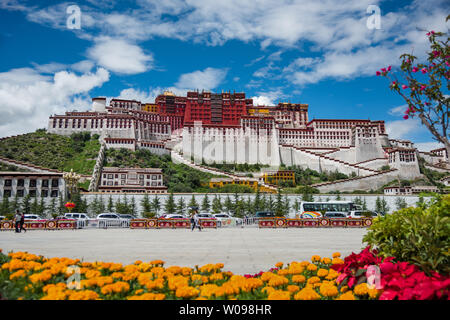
[[87, 38, 153, 75], [251, 89, 284, 106], [385, 118, 426, 140], [0, 66, 110, 137], [175, 67, 228, 90], [388, 105, 408, 116], [415, 142, 444, 152]]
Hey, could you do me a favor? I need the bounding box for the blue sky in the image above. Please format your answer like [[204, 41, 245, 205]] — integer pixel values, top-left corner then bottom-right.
[[0, 0, 448, 151]]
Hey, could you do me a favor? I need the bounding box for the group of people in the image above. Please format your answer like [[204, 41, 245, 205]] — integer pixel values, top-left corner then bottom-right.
[[190, 212, 202, 232], [14, 210, 26, 233]]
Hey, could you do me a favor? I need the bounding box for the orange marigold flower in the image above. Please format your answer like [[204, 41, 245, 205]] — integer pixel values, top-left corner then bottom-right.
[[319, 284, 339, 298], [332, 252, 341, 258], [292, 275, 306, 284], [331, 258, 344, 265], [128, 293, 165, 300], [354, 283, 369, 296], [336, 291, 355, 300], [311, 255, 321, 262], [321, 257, 332, 264], [307, 276, 321, 285], [294, 287, 320, 300], [268, 290, 291, 300], [287, 285, 300, 293], [317, 268, 329, 278], [307, 264, 318, 272], [275, 262, 284, 268]]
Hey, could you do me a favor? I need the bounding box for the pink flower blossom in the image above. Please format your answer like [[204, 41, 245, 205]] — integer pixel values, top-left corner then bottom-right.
[[403, 114, 409, 120], [412, 67, 418, 72], [402, 85, 408, 89], [387, 66, 392, 71], [420, 85, 426, 91], [421, 68, 428, 74], [376, 71, 381, 76]]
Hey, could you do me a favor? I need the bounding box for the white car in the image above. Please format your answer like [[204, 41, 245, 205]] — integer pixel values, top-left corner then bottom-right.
[[64, 213, 90, 228], [96, 213, 129, 228], [347, 211, 379, 218], [213, 213, 243, 226], [23, 214, 45, 220], [159, 214, 187, 219], [0, 215, 5, 220]]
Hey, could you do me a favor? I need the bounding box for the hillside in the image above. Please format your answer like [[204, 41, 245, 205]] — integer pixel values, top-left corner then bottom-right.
[[104, 148, 224, 193], [0, 130, 100, 175]]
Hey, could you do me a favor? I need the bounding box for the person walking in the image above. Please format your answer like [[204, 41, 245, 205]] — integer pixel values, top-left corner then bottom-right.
[[193, 213, 202, 232], [19, 211, 26, 233], [14, 210, 21, 233]]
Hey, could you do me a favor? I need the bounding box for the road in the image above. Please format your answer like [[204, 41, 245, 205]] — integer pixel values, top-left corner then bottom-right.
[[0, 226, 368, 274]]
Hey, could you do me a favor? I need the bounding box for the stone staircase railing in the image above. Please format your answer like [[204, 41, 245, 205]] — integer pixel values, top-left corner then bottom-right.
[[88, 142, 106, 192]]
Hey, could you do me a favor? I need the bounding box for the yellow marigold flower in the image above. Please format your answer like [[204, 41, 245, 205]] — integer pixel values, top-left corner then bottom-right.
[[321, 257, 332, 264], [331, 258, 344, 265], [294, 287, 320, 300], [292, 275, 306, 284], [354, 283, 369, 296], [138, 263, 152, 272], [268, 275, 289, 287], [307, 276, 321, 285], [100, 281, 130, 295], [210, 272, 224, 281], [336, 291, 355, 300], [85, 270, 101, 279], [325, 269, 339, 280], [317, 269, 329, 278], [175, 286, 199, 299], [319, 284, 339, 298], [332, 252, 341, 258], [9, 269, 26, 280], [181, 267, 192, 276], [368, 288, 381, 299], [150, 266, 165, 276], [135, 289, 144, 295], [307, 264, 318, 272], [287, 263, 304, 275], [128, 293, 165, 300], [300, 261, 310, 267], [145, 279, 165, 291], [29, 270, 52, 284], [260, 272, 276, 282], [215, 263, 224, 270], [268, 290, 291, 300], [168, 275, 189, 290], [262, 286, 275, 295], [287, 285, 300, 293], [311, 255, 321, 262], [277, 269, 289, 276], [340, 285, 348, 293], [166, 266, 182, 275], [150, 259, 164, 266], [134, 260, 143, 265], [68, 290, 99, 300], [275, 262, 284, 268], [199, 284, 219, 298]]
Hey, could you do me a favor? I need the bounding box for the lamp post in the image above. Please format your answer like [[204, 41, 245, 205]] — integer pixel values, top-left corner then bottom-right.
[[63, 169, 81, 201]]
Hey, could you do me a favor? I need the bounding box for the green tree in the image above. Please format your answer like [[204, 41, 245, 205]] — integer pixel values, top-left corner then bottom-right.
[[141, 193, 152, 215], [275, 190, 284, 217], [267, 195, 275, 213], [224, 196, 233, 214], [48, 197, 57, 218], [211, 196, 222, 214], [165, 193, 176, 215], [0, 196, 10, 215], [130, 197, 137, 216], [283, 195, 290, 216], [107, 196, 114, 212], [22, 194, 31, 214], [377, 23, 450, 158], [187, 195, 198, 214], [98, 195, 105, 213], [176, 197, 186, 215], [201, 194, 211, 212], [395, 197, 408, 210], [10, 193, 20, 213], [31, 196, 41, 214], [38, 197, 46, 216]]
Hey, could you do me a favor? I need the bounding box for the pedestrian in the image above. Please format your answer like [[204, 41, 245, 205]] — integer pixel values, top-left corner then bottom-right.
[[14, 210, 21, 233], [19, 211, 26, 233], [190, 212, 195, 231], [193, 213, 202, 232]]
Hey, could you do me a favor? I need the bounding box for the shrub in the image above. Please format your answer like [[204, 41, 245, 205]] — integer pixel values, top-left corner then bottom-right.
[[363, 195, 450, 275]]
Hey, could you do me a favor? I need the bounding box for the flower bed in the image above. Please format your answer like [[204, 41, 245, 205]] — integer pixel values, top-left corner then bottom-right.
[[0, 248, 448, 300]]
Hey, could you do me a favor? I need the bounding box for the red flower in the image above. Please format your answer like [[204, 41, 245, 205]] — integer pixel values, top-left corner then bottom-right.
[[379, 289, 398, 300], [376, 71, 381, 76]]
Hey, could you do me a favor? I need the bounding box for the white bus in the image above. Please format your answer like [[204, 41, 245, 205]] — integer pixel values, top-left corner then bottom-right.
[[289, 201, 362, 219]]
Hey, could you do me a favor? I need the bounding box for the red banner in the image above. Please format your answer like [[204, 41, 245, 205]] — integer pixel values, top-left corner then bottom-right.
[[259, 218, 370, 228]]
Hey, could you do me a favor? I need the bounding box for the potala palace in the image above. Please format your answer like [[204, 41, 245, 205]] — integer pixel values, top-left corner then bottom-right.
[[47, 90, 449, 193]]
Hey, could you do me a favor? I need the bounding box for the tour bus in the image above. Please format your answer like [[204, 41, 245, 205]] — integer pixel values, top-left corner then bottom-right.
[[289, 201, 362, 219]]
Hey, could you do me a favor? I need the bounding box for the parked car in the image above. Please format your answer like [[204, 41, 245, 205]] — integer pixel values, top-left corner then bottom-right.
[[64, 213, 90, 228], [347, 210, 379, 218], [23, 214, 45, 220], [323, 212, 347, 218], [255, 211, 275, 218], [0, 215, 5, 220], [159, 214, 187, 219], [119, 214, 138, 220], [96, 213, 129, 227], [213, 213, 243, 226], [195, 213, 217, 219]]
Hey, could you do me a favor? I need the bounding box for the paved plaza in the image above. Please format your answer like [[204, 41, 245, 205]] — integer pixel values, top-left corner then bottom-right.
[[0, 227, 368, 274]]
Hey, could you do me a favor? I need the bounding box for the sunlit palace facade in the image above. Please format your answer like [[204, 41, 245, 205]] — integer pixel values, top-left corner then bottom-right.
[[48, 90, 427, 181]]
